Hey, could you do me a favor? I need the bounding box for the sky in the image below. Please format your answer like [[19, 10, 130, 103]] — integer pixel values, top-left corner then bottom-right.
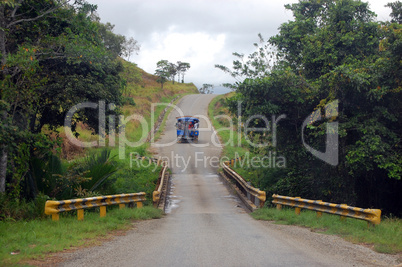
[[89, 0, 393, 94]]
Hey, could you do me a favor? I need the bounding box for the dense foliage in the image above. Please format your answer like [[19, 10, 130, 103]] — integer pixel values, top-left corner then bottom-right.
[[0, 0, 135, 212], [219, 0, 402, 216]]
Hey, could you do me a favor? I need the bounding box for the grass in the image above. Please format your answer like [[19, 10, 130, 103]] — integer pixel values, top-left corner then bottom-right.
[[252, 207, 402, 254], [111, 157, 161, 205], [208, 93, 249, 159], [152, 92, 194, 143], [0, 207, 163, 265]]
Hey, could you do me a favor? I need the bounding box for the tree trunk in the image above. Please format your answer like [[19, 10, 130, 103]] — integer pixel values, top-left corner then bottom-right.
[[0, 4, 8, 193], [0, 111, 7, 194], [0, 146, 8, 193]]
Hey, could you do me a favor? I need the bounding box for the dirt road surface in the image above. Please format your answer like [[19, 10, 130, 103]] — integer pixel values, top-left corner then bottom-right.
[[61, 94, 400, 267]]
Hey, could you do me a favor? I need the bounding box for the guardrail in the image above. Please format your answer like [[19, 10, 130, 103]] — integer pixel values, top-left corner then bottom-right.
[[221, 159, 266, 211], [45, 193, 146, 221], [272, 194, 381, 226], [132, 155, 171, 212], [134, 154, 163, 166], [153, 163, 170, 210]]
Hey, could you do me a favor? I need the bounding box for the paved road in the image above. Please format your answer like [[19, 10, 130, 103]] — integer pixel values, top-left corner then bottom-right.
[[61, 94, 398, 267]]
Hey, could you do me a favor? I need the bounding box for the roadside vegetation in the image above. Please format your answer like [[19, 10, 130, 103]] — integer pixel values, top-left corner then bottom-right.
[[1, 57, 197, 220], [214, 0, 402, 217], [208, 93, 248, 159], [209, 0, 402, 255], [0, 0, 198, 220]]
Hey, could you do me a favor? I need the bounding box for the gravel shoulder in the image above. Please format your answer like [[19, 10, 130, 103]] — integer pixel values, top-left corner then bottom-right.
[[257, 220, 401, 266]]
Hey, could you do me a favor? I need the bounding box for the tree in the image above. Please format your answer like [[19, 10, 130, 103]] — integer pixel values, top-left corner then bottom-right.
[[154, 60, 190, 87], [0, 0, 124, 196], [122, 37, 140, 61], [155, 60, 170, 89], [0, 0, 67, 193], [386, 1, 402, 24], [97, 22, 126, 58], [177, 62, 190, 83], [199, 84, 214, 94], [270, 0, 378, 79], [215, 33, 275, 82], [168, 62, 177, 84]]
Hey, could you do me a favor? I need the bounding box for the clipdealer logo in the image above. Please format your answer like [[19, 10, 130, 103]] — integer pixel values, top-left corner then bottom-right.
[[63, 99, 339, 167], [302, 100, 339, 166]]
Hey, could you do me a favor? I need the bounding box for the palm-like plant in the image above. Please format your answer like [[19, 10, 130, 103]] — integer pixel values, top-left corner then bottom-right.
[[81, 149, 118, 193]]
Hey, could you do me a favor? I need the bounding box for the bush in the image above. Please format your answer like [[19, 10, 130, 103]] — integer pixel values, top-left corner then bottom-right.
[[0, 193, 49, 221]]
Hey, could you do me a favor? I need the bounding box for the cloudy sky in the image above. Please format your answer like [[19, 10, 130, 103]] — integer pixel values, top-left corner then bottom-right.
[[89, 0, 392, 94]]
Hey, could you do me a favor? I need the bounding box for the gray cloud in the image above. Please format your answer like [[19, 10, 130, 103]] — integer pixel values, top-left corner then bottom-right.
[[90, 0, 392, 93]]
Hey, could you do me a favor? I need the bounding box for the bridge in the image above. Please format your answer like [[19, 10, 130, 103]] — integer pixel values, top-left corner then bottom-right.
[[61, 95, 392, 267]]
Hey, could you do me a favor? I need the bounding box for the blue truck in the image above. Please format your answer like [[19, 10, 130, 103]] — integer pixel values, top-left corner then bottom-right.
[[176, 116, 199, 143]]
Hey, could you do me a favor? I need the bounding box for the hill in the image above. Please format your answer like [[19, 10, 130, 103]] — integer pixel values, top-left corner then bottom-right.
[[119, 59, 198, 116], [61, 59, 199, 159]]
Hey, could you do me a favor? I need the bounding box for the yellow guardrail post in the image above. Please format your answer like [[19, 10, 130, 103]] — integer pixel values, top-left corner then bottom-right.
[[77, 209, 84, 221], [295, 207, 301, 215], [52, 214, 59, 221], [255, 190, 266, 208], [100, 206, 106, 217], [316, 200, 323, 217], [153, 191, 160, 205]]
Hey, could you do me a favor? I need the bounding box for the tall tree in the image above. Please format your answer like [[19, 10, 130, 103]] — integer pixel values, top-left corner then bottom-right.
[[168, 62, 177, 84], [177, 62, 190, 83], [0, 0, 67, 193]]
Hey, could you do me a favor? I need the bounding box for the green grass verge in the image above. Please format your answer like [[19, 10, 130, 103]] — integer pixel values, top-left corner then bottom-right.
[[208, 94, 248, 159], [252, 207, 402, 254], [152, 92, 197, 143], [0, 207, 163, 265]]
